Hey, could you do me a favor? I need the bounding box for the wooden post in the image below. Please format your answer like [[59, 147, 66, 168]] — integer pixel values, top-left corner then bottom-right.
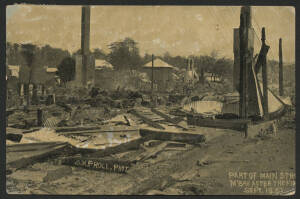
[[261, 27, 269, 119], [32, 84, 38, 105], [239, 6, 252, 118], [42, 84, 45, 96], [279, 38, 283, 96], [200, 68, 204, 84], [233, 28, 240, 91], [37, 108, 43, 126], [151, 54, 154, 92], [24, 83, 29, 106]]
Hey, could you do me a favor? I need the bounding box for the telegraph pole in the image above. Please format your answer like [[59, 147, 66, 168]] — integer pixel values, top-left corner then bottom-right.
[[261, 27, 269, 119], [239, 6, 253, 118], [151, 54, 154, 92], [279, 38, 283, 96]]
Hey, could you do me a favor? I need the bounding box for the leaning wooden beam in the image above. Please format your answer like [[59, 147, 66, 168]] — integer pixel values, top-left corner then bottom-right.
[[139, 128, 206, 144], [261, 27, 269, 120], [254, 45, 269, 74], [128, 109, 165, 130], [266, 86, 287, 106], [251, 61, 264, 116]]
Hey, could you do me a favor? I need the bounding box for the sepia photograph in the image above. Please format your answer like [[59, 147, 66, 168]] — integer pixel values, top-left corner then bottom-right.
[[5, 4, 295, 195]]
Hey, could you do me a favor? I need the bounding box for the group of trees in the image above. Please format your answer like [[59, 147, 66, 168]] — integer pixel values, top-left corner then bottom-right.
[[107, 37, 142, 70], [162, 51, 233, 81], [6, 42, 71, 67], [7, 38, 234, 89]]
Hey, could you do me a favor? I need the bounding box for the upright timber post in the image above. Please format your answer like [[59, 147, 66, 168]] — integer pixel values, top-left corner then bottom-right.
[[279, 38, 283, 96], [81, 6, 90, 86], [239, 6, 253, 118], [151, 54, 154, 92], [37, 108, 43, 127], [151, 54, 156, 107], [233, 28, 240, 91], [261, 27, 269, 119]]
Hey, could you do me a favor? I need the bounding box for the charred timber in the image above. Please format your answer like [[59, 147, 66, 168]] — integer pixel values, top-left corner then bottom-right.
[[139, 128, 206, 144]]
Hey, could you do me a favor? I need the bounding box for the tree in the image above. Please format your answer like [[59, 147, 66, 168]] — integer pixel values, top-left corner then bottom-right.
[[211, 57, 233, 80], [57, 57, 76, 86], [210, 49, 219, 59], [93, 48, 106, 60], [196, 55, 216, 73], [142, 53, 153, 65], [107, 37, 142, 70], [21, 44, 37, 106]]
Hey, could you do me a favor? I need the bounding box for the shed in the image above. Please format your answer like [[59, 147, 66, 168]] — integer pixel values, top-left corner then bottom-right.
[[142, 58, 178, 92], [95, 59, 113, 70]]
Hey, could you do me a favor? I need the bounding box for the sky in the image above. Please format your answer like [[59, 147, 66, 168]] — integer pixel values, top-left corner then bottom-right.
[[6, 5, 295, 63]]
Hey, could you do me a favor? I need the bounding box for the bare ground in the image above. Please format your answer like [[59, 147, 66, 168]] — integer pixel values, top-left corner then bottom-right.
[[6, 124, 295, 195]]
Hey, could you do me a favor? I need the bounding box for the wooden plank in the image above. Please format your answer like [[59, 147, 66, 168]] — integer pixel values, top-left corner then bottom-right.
[[151, 108, 187, 130], [61, 157, 131, 173], [6, 142, 72, 169], [128, 109, 165, 130], [6, 142, 67, 153], [23, 128, 41, 134], [136, 142, 169, 161], [6, 142, 97, 170], [58, 127, 139, 135], [6, 133, 23, 142], [139, 128, 206, 144], [54, 126, 103, 132], [186, 114, 250, 131], [151, 108, 179, 124], [87, 137, 148, 159]]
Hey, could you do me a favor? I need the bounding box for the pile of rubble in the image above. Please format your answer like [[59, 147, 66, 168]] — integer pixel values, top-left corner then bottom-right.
[[6, 85, 208, 180]]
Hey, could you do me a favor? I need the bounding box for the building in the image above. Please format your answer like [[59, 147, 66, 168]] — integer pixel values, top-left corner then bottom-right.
[[94, 59, 115, 89], [142, 58, 178, 92], [95, 59, 114, 71], [46, 67, 58, 73], [184, 59, 199, 84], [7, 65, 20, 78], [204, 72, 221, 82]]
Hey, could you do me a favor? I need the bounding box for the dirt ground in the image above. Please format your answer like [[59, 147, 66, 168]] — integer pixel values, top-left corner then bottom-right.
[[6, 121, 295, 195]]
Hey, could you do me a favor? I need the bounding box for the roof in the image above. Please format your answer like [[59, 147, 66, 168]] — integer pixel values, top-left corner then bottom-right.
[[8, 65, 20, 71], [95, 59, 113, 69], [46, 67, 58, 73], [143, 58, 176, 69]]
